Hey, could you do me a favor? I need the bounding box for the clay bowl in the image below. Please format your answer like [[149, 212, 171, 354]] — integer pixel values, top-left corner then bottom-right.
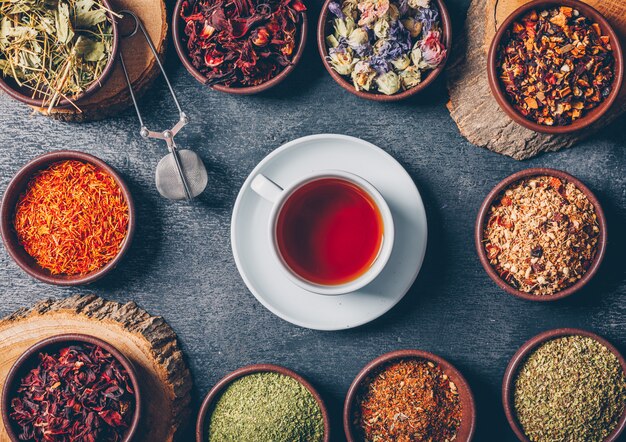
[[0, 0, 119, 109], [1, 333, 142, 442], [172, 0, 308, 95], [317, 0, 452, 102], [502, 328, 626, 442], [487, 0, 624, 134], [196, 364, 331, 441], [344, 349, 476, 441], [475, 168, 607, 302], [0, 150, 135, 286]]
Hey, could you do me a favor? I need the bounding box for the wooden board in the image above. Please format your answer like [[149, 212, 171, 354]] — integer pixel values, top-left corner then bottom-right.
[[31, 0, 168, 122], [446, 0, 626, 160], [0, 295, 192, 442]]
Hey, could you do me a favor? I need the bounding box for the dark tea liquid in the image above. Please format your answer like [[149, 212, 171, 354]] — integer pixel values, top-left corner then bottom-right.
[[276, 178, 384, 286]]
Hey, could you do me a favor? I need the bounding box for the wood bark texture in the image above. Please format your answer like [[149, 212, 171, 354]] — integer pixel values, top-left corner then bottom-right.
[[0, 295, 192, 442], [446, 0, 626, 160], [31, 0, 168, 122]]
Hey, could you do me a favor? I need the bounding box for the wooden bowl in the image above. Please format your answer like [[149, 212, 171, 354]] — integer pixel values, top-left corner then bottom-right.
[[172, 0, 308, 95], [475, 168, 607, 301], [487, 0, 624, 134], [1, 333, 142, 442], [0, 0, 119, 109], [502, 328, 626, 442], [317, 0, 452, 102], [0, 150, 135, 286], [196, 364, 331, 442], [343, 349, 476, 441]]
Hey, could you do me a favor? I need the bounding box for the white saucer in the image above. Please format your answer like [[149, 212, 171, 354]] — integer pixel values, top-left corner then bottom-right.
[[231, 134, 427, 330]]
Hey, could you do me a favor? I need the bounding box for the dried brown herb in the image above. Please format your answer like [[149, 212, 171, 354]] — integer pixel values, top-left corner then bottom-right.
[[180, 0, 306, 87], [483, 175, 599, 296], [355, 359, 461, 442], [9, 343, 135, 442], [497, 6, 615, 126]]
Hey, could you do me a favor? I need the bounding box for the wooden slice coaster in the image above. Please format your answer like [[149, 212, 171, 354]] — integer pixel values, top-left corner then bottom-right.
[[0, 295, 192, 442], [30, 0, 168, 122], [446, 0, 626, 160]]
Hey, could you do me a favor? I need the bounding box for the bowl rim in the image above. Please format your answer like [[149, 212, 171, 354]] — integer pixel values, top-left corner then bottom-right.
[[502, 328, 626, 442], [0, 0, 120, 109], [1, 333, 142, 442], [0, 150, 136, 286], [195, 363, 331, 442], [486, 0, 624, 134], [343, 349, 476, 441], [317, 0, 452, 102], [475, 167, 607, 302], [171, 0, 308, 95]]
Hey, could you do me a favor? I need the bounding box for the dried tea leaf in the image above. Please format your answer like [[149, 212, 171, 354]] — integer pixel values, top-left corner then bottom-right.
[[75, 9, 107, 28], [74, 36, 104, 61], [54, 2, 74, 44]]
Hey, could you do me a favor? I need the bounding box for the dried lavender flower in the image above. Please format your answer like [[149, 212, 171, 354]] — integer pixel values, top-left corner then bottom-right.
[[328, 1, 345, 18]]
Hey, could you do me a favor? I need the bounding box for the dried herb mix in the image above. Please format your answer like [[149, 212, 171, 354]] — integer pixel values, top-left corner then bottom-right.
[[355, 359, 461, 441], [483, 175, 599, 296], [9, 343, 135, 442], [497, 6, 615, 126], [207, 372, 324, 441], [14, 160, 129, 276], [179, 0, 306, 88], [0, 0, 115, 110], [514, 336, 626, 442], [325, 0, 446, 95]]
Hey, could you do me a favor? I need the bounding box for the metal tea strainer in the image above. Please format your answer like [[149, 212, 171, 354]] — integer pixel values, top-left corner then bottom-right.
[[118, 10, 208, 200]]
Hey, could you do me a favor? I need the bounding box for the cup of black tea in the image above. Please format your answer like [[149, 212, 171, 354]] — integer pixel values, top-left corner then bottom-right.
[[251, 170, 394, 295]]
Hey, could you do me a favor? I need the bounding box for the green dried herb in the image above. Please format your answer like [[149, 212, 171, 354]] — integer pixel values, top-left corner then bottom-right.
[[208, 372, 325, 442], [514, 335, 626, 442], [0, 0, 115, 111]]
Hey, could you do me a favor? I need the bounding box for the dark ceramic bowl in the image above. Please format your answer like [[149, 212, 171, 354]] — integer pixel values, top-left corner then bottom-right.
[[502, 328, 626, 442], [196, 364, 331, 442], [317, 0, 452, 102], [0, 150, 135, 286], [0, 0, 119, 109], [172, 0, 307, 95], [343, 349, 476, 441], [1, 334, 142, 442], [487, 0, 624, 134], [475, 168, 607, 302]]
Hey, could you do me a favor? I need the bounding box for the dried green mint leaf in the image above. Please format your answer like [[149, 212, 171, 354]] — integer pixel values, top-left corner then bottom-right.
[[74, 9, 106, 28]]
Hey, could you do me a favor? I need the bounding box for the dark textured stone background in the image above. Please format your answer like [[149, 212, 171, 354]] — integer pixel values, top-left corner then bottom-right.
[[0, 0, 624, 440]]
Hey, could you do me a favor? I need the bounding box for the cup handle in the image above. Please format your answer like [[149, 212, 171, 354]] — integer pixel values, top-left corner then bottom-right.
[[251, 174, 283, 203]]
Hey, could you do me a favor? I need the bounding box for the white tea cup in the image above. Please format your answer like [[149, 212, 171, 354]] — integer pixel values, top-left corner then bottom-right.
[[251, 170, 394, 295]]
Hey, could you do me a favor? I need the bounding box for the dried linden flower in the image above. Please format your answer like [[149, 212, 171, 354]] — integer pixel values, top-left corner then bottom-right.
[[391, 54, 410, 70], [375, 70, 401, 95], [352, 60, 376, 90], [341, 0, 359, 19], [402, 17, 423, 38], [326, 34, 340, 48], [348, 28, 369, 47], [373, 17, 391, 38], [334, 17, 355, 38], [399, 65, 421, 88], [387, 3, 400, 20], [408, 0, 430, 8], [328, 49, 358, 75]]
